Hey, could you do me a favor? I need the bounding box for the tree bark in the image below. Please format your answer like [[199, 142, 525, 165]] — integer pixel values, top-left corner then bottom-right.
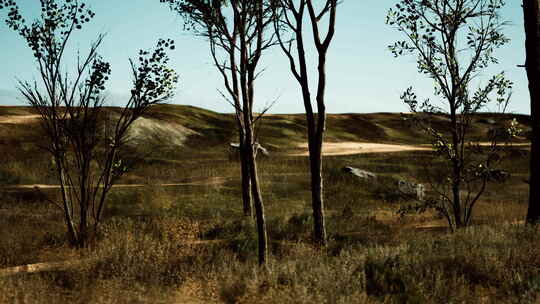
[[308, 136, 327, 246], [309, 51, 329, 246], [524, 0, 540, 223], [239, 135, 253, 217], [243, 102, 267, 266], [239, 0, 267, 265], [58, 162, 78, 245], [295, 16, 326, 245], [247, 141, 268, 266], [79, 159, 90, 248]]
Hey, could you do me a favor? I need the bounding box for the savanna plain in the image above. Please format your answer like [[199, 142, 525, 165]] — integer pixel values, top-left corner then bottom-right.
[[0, 104, 538, 303]]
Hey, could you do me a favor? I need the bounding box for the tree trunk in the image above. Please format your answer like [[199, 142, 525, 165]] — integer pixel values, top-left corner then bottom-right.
[[239, 135, 253, 217], [248, 146, 267, 266], [310, 48, 329, 246], [524, 0, 540, 224], [79, 163, 89, 248], [244, 119, 267, 266], [449, 103, 464, 229], [57, 158, 78, 245], [452, 182, 463, 228], [308, 135, 327, 246]]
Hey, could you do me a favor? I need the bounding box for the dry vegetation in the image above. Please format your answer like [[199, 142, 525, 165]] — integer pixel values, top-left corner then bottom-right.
[[0, 105, 537, 303]]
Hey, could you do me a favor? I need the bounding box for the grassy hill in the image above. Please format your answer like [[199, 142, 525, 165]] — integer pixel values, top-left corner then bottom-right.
[[0, 104, 532, 150]]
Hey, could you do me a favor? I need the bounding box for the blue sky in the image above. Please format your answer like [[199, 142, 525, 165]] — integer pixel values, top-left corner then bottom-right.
[[0, 1, 528, 114]]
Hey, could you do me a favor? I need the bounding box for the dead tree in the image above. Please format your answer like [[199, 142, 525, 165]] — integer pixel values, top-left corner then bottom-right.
[[0, 0, 179, 247], [523, 0, 540, 224], [160, 0, 276, 266], [271, 0, 338, 246]]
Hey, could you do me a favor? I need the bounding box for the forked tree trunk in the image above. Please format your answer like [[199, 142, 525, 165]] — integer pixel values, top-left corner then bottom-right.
[[243, 111, 268, 266], [237, 9, 268, 263], [524, 0, 540, 223], [272, 0, 336, 248], [309, 48, 330, 246]]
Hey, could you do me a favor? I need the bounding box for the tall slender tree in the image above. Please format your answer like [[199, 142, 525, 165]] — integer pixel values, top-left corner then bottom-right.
[[160, 0, 275, 266], [523, 0, 540, 224], [388, 0, 513, 230], [271, 0, 338, 247]]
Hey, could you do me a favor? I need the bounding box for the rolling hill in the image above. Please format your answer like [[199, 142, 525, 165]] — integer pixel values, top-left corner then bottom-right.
[[0, 104, 532, 152]]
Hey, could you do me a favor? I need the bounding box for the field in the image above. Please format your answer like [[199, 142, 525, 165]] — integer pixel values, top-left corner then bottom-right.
[[0, 104, 538, 303]]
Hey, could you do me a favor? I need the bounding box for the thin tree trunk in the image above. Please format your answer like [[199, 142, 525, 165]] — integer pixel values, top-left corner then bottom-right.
[[95, 148, 117, 228], [308, 135, 327, 246], [452, 182, 463, 228], [238, 1, 267, 264], [248, 144, 267, 266], [524, 0, 540, 224], [310, 46, 329, 246], [243, 112, 267, 266], [449, 104, 464, 229], [79, 161, 89, 248], [239, 138, 253, 217], [285, 4, 329, 246], [57, 158, 78, 245], [237, 7, 256, 220]]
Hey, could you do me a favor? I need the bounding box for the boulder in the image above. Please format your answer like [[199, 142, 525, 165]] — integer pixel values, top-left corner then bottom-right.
[[397, 179, 425, 201]]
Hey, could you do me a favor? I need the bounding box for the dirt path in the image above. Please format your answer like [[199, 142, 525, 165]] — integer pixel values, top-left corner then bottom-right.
[[290, 141, 530, 156], [0, 114, 40, 124], [290, 142, 432, 156], [0, 176, 228, 190], [0, 258, 95, 277]]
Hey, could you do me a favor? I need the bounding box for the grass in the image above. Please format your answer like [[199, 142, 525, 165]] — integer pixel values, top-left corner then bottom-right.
[[0, 105, 537, 303]]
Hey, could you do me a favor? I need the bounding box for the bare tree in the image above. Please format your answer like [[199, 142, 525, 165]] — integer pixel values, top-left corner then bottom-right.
[[523, 0, 540, 224], [160, 0, 275, 266], [271, 0, 338, 246], [0, 0, 179, 247], [387, 0, 513, 230]]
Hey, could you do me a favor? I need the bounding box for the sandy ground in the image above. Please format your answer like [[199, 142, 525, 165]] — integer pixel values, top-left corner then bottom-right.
[[0, 114, 40, 124], [291, 142, 433, 156], [291, 141, 530, 156]]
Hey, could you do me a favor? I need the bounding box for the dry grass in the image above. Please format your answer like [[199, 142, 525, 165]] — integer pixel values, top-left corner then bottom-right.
[[0, 105, 537, 303]]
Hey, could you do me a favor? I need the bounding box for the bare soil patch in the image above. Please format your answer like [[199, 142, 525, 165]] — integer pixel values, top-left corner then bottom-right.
[[0, 114, 40, 125], [291, 142, 432, 156], [290, 141, 530, 156]]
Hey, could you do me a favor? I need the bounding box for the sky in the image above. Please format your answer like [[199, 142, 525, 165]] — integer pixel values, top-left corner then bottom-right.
[[0, 1, 529, 114]]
